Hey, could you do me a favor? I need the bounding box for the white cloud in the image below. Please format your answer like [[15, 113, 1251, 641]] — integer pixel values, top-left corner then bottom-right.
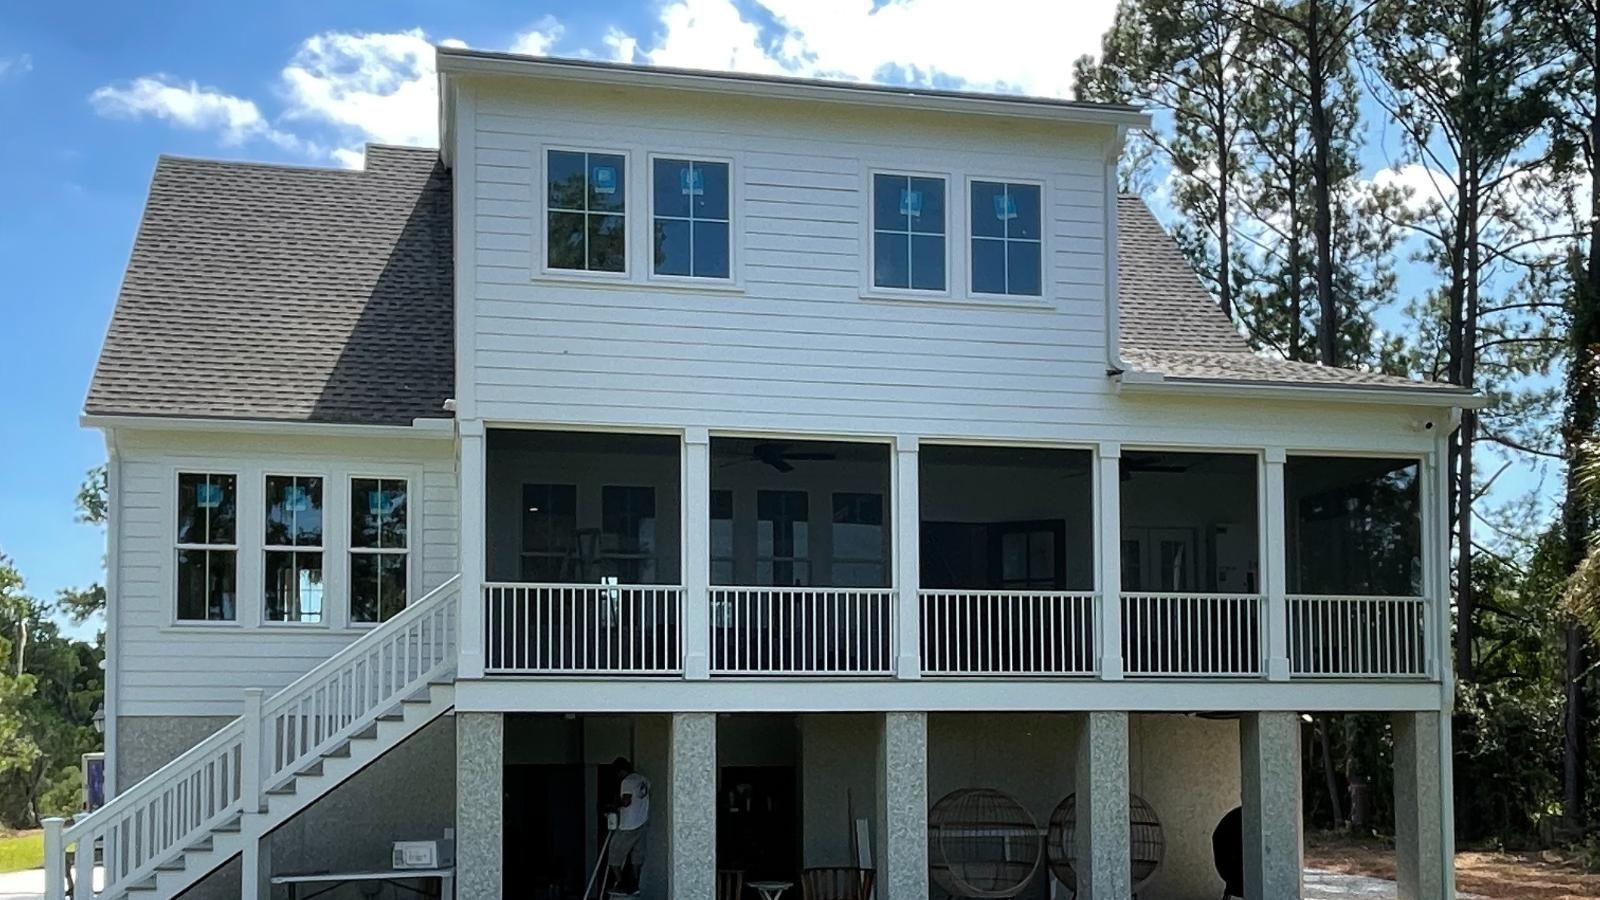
[[1368, 163, 1455, 218], [510, 17, 565, 57], [88, 1, 1121, 166], [602, 27, 640, 64], [0, 53, 32, 81], [278, 29, 446, 166], [616, 0, 1119, 97], [89, 76, 301, 149]]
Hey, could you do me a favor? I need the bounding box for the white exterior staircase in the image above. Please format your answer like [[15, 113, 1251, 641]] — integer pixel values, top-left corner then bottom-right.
[[44, 576, 461, 900]]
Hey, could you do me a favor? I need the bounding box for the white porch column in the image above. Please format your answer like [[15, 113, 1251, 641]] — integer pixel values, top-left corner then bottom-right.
[[683, 429, 711, 680], [876, 712, 928, 900], [894, 437, 922, 679], [1393, 711, 1452, 900], [1240, 711, 1303, 900], [457, 712, 503, 899], [1262, 449, 1291, 681], [1096, 442, 1124, 679], [1074, 711, 1130, 899], [459, 421, 487, 679], [670, 713, 717, 900]]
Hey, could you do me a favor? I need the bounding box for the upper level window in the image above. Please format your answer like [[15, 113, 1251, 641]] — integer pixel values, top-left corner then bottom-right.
[[757, 490, 810, 587], [873, 174, 946, 291], [652, 158, 731, 279], [710, 489, 735, 585], [602, 485, 658, 583], [264, 475, 324, 623], [522, 483, 578, 582], [970, 180, 1042, 297], [176, 473, 237, 622], [831, 492, 886, 587], [547, 150, 626, 273], [350, 478, 408, 623]]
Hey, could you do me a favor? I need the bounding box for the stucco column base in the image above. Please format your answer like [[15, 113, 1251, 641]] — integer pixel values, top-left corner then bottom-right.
[[456, 712, 504, 900], [1393, 711, 1449, 900], [1074, 711, 1130, 899], [1241, 711, 1302, 900], [876, 712, 928, 900], [670, 713, 717, 900]]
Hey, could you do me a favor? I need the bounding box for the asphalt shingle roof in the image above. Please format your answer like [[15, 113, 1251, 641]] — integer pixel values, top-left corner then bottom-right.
[[84, 145, 454, 426], [83, 157, 1462, 426]]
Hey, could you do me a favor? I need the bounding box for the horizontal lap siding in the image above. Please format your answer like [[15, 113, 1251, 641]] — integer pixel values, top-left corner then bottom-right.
[[468, 84, 1114, 435], [114, 436, 458, 717]]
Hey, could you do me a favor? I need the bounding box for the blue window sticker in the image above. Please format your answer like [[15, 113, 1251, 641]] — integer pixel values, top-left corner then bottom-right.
[[197, 482, 223, 509], [285, 485, 309, 513], [593, 165, 617, 195], [900, 188, 923, 218], [994, 193, 1017, 221], [680, 166, 704, 197]]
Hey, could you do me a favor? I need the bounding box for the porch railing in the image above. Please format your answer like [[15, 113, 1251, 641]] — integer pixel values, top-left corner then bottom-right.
[[1122, 592, 1265, 677], [709, 586, 895, 676], [483, 583, 684, 675], [1287, 594, 1429, 678], [919, 590, 1097, 676]]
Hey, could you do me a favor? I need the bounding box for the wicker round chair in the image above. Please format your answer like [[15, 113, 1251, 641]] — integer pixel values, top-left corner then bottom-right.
[[1045, 792, 1164, 897], [927, 788, 1043, 899]]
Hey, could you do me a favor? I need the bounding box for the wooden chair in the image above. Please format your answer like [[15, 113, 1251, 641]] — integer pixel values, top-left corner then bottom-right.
[[717, 869, 745, 900], [799, 867, 874, 900]]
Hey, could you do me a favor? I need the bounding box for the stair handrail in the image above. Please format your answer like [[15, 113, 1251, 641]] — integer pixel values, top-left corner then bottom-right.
[[47, 574, 461, 900], [259, 575, 460, 790], [261, 574, 461, 720]]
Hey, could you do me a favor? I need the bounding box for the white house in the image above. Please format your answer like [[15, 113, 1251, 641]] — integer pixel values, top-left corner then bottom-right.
[[56, 48, 1476, 900]]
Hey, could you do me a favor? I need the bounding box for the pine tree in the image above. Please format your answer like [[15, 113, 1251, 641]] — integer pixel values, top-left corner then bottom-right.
[[1074, 0, 1252, 321]]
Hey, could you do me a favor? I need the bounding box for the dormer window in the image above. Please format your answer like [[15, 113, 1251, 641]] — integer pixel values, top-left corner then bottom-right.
[[651, 157, 731, 279], [546, 149, 627, 273], [970, 180, 1042, 297], [872, 173, 947, 292]]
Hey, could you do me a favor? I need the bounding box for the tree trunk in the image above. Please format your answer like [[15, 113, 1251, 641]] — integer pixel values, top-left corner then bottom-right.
[[1307, 0, 1338, 367], [1560, 23, 1600, 836], [1318, 715, 1344, 828], [1213, 25, 1235, 324], [1449, 147, 1475, 680]]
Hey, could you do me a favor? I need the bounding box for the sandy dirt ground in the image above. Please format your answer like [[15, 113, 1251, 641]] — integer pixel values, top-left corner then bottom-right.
[[1306, 832, 1600, 900]]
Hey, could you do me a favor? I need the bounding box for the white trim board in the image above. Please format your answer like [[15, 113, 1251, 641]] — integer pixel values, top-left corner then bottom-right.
[[454, 678, 1447, 714]]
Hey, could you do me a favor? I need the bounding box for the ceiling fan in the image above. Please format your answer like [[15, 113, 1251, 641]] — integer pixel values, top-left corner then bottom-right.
[[1121, 452, 1190, 480], [751, 442, 837, 473]]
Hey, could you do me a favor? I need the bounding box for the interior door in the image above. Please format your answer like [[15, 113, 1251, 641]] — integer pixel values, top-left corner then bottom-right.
[[717, 765, 800, 884], [505, 763, 586, 900]]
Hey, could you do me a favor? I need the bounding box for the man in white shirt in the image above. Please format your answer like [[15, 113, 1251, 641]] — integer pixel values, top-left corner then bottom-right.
[[607, 757, 651, 895]]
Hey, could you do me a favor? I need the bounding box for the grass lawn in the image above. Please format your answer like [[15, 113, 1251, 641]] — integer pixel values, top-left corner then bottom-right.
[[0, 830, 43, 873], [1306, 830, 1600, 899]]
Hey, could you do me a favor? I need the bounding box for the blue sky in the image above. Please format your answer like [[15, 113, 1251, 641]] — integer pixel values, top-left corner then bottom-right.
[[0, 0, 1563, 636]]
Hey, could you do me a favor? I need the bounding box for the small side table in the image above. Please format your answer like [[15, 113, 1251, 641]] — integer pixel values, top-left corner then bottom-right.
[[748, 880, 794, 900]]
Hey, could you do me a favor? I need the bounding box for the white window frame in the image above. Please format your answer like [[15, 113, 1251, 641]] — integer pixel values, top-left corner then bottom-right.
[[347, 474, 414, 627], [261, 472, 328, 627], [539, 144, 633, 281], [173, 470, 241, 625], [862, 168, 952, 299], [646, 152, 740, 286], [965, 174, 1049, 302]]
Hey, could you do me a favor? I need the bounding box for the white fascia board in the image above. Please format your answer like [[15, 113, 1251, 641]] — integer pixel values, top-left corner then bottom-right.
[[436, 50, 1154, 131], [80, 414, 456, 441], [1114, 372, 1488, 411], [455, 678, 1447, 714]]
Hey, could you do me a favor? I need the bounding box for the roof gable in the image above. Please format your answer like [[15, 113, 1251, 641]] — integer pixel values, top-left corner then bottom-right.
[[85, 145, 454, 426]]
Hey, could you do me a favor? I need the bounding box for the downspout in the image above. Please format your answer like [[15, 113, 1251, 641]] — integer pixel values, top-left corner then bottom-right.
[[1104, 125, 1131, 374], [103, 427, 121, 797]]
